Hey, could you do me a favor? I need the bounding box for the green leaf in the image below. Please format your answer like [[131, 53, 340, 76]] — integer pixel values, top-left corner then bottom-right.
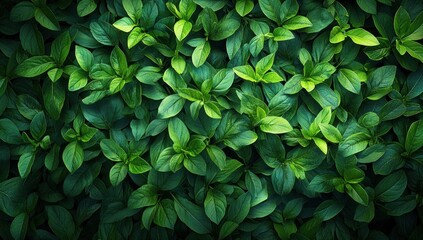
[[337, 68, 361, 94], [173, 195, 212, 234], [249, 35, 264, 57], [330, 26, 346, 43], [375, 171, 407, 202], [77, 0, 97, 17], [129, 157, 151, 174], [339, 132, 371, 157], [109, 162, 128, 186], [379, 99, 406, 121], [304, 7, 333, 33], [15, 56, 56, 77], [110, 77, 124, 94], [258, 0, 280, 23], [207, 145, 226, 169], [10, 1, 35, 22], [283, 16, 312, 30], [272, 165, 296, 195], [394, 7, 411, 38], [154, 199, 177, 229], [171, 55, 186, 74], [42, 80, 65, 120], [406, 67, 423, 99], [273, 27, 295, 41], [346, 184, 369, 205], [211, 69, 234, 94], [183, 155, 206, 175], [236, 0, 254, 17], [50, 31, 71, 65], [90, 21, 118, 46], [46, 206, 75, 240], [227, 192, 251, 222], [402, 40, 423, 62], [259, 116, 293, 134], [63, 163, 101, 197], [0, 119, 22, 144], [204, 189, 227, 224], [178, 88, 203, 101], [34, 5, 60, 31], [210, 16, 240, 41], [346, 28, 380, 46], [110, 46, 128, 76], [128, 184, 158, 208], [288, 145, 325, 173], [204, 101, 222, 119], [357, 0, 377, 14], [219, 221, 239, 240], [30, 111, 46, 140], [47, 68, 63, 82], [233, 65, 257, 82], [122, 0, 143, 21], [192, 41, 211, 67], [174, 19, 192, 41], [127, 27, 143, 49], [69, 69, 88, 91], [255, 53, 275, 76], [63, 141, 84, 173], [157, 94, 186, 119], [384, 195, 417, 216], [354, 202, 375, 223], [113, 17, 136, 32], [367, 65, 397, 100], [319, 123, 342, 143], [18, 152, 34, 178], [100, 139, 127, 162], [10, 213, 29, 240], [75, 46, 94, 71], [314, 200, 344, 221], [405, 120, 423, 154], [168, 117, 190, 148]]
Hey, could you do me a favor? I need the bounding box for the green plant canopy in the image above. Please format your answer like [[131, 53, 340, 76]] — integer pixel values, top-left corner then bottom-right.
[[0, 0, 423, 239]]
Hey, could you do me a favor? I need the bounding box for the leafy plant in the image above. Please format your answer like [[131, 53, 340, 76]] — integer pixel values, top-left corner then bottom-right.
[[1, 0, 423, 239]]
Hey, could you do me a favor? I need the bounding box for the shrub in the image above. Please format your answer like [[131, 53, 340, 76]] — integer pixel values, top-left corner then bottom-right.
[[0, 0, 423, 239]]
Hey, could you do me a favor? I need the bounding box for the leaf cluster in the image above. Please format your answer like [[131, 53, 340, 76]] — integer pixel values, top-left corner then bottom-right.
[[0, 0, 423, 239]]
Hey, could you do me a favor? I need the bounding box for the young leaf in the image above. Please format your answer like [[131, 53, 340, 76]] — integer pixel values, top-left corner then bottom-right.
[[168, 117, 190, 148], [259, 116, 293, 134], [405, 120, 423, 154], [50, 31, 71, 65], [122, 0, 143, 21], [109, 162, 128, 186], [174, 19, 192, 41], [236, 0, 254, 17], [18, 152, 35, 178], [62, 141, 84, 173], [34, 5, 60, 31], [157, 94, 186, 119], [15, 56, 56, 77], [337, 69, 361, 94], [233, 65, 257, 82], [283, 16, 312, 30], [192, 41, 211, 67], [346, 28, 380, 46], [100, 139, 127, 162], [319, 123, 342, 143]]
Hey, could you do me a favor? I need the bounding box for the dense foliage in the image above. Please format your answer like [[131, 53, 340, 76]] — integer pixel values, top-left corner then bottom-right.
[[1, 0, 423, 239]]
